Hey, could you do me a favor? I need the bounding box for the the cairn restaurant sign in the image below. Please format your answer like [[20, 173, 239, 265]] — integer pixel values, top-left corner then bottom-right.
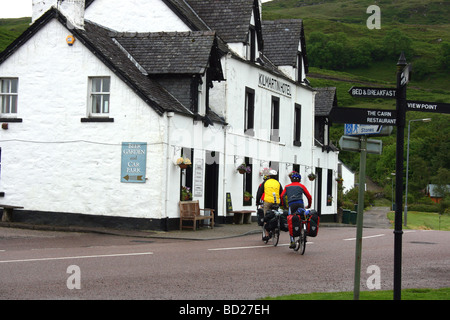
[[258, 73, 292, 98]]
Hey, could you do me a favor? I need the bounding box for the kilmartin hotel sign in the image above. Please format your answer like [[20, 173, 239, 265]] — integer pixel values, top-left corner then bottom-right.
[[258, 73, 292, 98]]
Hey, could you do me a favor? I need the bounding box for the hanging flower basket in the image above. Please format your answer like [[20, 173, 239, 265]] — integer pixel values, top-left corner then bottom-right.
[[236, 163, 251, 174], [308, 173, 316, 181], [336, 177, 344, 184], [176, 157, 191, 169], [181, 186, 192, 201]]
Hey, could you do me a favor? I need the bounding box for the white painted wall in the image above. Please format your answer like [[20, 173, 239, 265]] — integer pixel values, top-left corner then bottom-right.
[[211, 55, 338, 214], [0, 20, 174, 219], [33, 0, 86, 29], [85, 0, 191, 32], [1, 0, 339, 223]]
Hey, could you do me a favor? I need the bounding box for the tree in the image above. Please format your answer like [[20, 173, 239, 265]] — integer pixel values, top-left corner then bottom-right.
[[382, 29, 413, 59], [439, 42, 450, 70]]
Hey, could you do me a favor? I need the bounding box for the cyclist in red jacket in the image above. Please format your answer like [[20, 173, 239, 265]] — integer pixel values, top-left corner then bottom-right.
[[281, 171, 312, 248]]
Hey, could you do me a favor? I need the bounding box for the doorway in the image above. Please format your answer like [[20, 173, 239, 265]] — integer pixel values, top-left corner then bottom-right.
[[315, 167, 322, 214], [204, 151, 220, 223]]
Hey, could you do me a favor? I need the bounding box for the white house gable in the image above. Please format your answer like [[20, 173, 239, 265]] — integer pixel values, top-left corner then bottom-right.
[[85, 0, 191, 32], [0, 16, 169, 218]]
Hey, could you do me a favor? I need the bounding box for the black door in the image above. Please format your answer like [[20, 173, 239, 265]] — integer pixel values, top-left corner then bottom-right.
[[204, 151, 219, 223], [315, 168, 323, 214]]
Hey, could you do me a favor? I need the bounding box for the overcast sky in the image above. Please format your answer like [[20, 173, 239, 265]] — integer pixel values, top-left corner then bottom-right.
[[0, 0, 32, 18], [0, 0, 273, 19]]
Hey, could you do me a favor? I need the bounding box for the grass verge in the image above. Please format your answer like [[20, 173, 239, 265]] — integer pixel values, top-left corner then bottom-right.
[[387, 211, 450, 231], [264, 287, 449, 300]]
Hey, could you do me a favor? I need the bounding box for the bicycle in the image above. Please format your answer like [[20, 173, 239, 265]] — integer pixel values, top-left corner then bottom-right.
[[293, 216, 307, 255], [259, 205, 282, 246]]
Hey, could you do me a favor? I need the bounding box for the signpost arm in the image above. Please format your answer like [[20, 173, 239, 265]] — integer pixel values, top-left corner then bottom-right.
[[353, 135, 367, 300], [393, 52, 407, 300]]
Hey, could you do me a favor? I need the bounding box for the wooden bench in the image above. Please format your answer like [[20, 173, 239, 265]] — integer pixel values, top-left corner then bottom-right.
[[229, 210, 255, 224], [0, 204, 24, 222], [179, 200, 214, 231]]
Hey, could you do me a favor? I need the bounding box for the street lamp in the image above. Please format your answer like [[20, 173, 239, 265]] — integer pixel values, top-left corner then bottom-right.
[[404, 118, 432, 226]]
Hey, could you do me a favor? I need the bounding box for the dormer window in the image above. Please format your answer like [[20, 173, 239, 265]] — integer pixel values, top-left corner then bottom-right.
[[247, 27, 257, 62], [297, 52, 303, 83]]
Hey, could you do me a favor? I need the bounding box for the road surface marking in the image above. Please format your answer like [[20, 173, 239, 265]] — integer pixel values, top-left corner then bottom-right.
[[0, 252, 153, 264], [343, 234, 385, 241], [208, 242, 313, 251]]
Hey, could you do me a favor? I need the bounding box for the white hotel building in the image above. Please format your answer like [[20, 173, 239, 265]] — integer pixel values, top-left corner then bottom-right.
[[0, 0, 339, 230]]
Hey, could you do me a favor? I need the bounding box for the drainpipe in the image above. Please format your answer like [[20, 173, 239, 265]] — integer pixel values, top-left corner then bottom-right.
[[162, 112, 174, 231], [221, 56, 229, 224]]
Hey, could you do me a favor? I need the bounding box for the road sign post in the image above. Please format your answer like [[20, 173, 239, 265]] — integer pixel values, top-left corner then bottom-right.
[[353, 135, 367, 300], [339, 133, 382, 300], [393, 53, 408, 301], [332, 52, 448, 300]]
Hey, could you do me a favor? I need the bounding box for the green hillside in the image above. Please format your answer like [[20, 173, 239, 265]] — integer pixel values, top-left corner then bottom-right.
[[0, 3, 449, 206], [0, 17, 31, 53], [264, 0, 449, 205]]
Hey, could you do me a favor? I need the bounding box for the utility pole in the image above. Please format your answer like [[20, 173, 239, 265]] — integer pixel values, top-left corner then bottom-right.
[[393, 52, 408, 300]]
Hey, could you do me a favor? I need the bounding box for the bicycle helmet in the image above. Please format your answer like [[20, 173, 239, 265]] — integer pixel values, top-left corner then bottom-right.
[[289, 171, 301, 182]]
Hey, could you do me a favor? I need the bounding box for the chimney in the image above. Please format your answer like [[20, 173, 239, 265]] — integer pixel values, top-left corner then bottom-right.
[[32, 0, 85, 29]]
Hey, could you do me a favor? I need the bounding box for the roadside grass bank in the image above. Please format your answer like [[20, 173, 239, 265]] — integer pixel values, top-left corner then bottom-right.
[[387, 211, 450, 231], [263, 287, 450, 300]]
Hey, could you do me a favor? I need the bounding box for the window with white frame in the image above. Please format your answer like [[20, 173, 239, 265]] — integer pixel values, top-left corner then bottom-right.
[[0, 78, 18, 116], [89, 77, 110, 117]]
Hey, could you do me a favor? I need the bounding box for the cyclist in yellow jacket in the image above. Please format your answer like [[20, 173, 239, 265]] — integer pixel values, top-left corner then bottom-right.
[[256, 169, 283, 241]]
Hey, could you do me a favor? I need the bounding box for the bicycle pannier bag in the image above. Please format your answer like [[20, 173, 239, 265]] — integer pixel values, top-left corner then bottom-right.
[[306, 210, 320, 237], [265, 215, 278, 231], [288, 214, 301, 237], [257, 208, 265, 226], [280, 211, 289, 232]]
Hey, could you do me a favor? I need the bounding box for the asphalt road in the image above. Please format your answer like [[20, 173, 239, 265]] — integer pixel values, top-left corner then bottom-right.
[[0, 226, 448, 300]]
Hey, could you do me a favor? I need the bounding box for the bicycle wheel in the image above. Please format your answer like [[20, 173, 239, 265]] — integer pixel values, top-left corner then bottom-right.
[[262, 226, 268, 244], [293, 235, 300, 251], [298, 224, 306, 255], [272, 228, 279, 246]]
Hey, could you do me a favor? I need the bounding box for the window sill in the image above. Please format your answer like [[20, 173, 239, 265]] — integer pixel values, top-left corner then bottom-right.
[[0, 118, 22, 123], [81, 118, 114, 123]]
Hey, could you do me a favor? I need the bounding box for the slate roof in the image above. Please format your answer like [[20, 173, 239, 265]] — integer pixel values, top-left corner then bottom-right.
[[262, 20, 302, 67], [112, 31, 222, 77], [262, 19, 309, 73], [314, 87, 337, 116], [161, 0, 211, 31], [427, 184, 450, 198], [185, 0, 257, 43], [78, 20, 194, 116], [0, 8, 192, 117]]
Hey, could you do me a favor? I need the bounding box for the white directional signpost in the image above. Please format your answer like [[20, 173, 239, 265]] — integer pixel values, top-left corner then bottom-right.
[[331, 52, 449, 300]]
